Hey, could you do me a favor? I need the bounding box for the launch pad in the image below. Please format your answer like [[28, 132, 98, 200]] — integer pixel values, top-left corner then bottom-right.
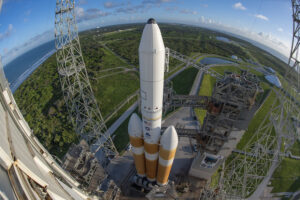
[[58, 17, 265, 198]]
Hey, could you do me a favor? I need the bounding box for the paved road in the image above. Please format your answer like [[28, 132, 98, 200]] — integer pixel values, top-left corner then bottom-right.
[[104, 90, 139, 124], [163, 70, 204, 178], [107, 101, 138, 137], [93, 102, 138, 153]]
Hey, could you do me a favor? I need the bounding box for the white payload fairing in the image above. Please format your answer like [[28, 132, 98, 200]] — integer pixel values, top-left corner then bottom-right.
[[128, 18, 178, 185], [139, 18, 165, 182]]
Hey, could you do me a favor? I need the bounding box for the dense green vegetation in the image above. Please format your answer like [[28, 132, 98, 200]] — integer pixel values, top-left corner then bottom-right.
[[14, 23, 289, 158], [14, 55, 75, 157], [14, 30, 138, 158]]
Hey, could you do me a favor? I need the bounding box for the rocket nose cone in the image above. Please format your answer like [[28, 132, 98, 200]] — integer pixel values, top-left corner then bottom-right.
[[160, 126, 178, 149], [128, 113, 143, 137], [147, 18, 156, 24], [139, 18, 165, 53]]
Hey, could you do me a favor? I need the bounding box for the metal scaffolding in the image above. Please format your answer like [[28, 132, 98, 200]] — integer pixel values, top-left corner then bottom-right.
[[168, 48, 223, 79], [55, 0, 118, 166], [167, 38, 299, 199], [217, 1, 300, 199]]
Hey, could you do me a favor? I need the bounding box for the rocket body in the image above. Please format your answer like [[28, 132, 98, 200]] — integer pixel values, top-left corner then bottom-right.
[[157, 126, 178, 185], [128, 19, 178, 186], [139, 18, 165, 182], [128, 113, 146, 177]]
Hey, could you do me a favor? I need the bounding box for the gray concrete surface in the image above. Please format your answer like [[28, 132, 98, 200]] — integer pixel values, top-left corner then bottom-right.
[[170, 137, 196, 178], [106, 151, 134, 186]]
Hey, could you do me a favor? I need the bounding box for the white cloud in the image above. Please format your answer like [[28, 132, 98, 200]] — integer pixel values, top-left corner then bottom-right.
[[78, 0, 87, 5], [194, 16, 289, 59], [165, 6, 177, 11], [198, 16, 216, 24], [25, 9, 31, 16], [76, 8, 110, 22], [104, 2, 114, 8], [180, 9, 198, 15], [200, 16, 205, 23], [142, 0, 174, 4], [75, 7, 84, 17], [255, 14, 269, 21], [233, 2, 246, 10], [277, 27, 283, 32], [143, 0, 175, 4], [0, 24, 13, 41], [104, 1, 123, 8]]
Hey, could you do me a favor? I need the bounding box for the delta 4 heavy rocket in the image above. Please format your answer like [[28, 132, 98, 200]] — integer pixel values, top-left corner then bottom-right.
[[128, 18, 178, 186]]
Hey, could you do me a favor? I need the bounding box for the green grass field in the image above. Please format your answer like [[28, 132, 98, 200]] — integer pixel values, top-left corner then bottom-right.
[[270, 158, 300, 193], [172, 67, 199, 95], [290, 140, 300, 157], [195, 74, 216, 124], [209, 64, 264, 79], [92, 71, 139, 117], [236, 91, 277, 150], [113, 108, 140, 154], [105, 95, 138, 128]]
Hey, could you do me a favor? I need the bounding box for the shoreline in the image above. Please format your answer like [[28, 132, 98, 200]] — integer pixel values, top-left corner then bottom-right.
[[10, 49, 56, 93]]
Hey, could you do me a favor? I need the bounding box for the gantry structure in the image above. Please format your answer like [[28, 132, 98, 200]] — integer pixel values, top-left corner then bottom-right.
[[166, 6, 300, 195], [55, 0, 118, 166], [197, 1, 300, 199], [219, 1, 300, 199]]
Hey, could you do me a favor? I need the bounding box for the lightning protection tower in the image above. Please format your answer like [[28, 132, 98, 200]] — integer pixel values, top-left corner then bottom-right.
[[216, 1, 300, 199], [55, 0, 118, 166]]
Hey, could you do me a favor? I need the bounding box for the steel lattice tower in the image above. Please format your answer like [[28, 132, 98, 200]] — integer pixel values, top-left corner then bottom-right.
[[288, 0, 300, 91], [55, 0, 118, 166], [212, 1, 300, 199]]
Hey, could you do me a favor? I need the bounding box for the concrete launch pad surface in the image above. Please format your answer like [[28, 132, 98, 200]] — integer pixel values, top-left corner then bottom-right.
[[163, 107, 199, 129], [170, 137, 195, 177], [107, 151, 135, 186]]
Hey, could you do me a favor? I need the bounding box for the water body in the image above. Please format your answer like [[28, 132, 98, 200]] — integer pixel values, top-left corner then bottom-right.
[[200, 57, 234, 65], [265, 74, 282, 88], [216, 36, 231, 43], [4, 40, 55, 92]]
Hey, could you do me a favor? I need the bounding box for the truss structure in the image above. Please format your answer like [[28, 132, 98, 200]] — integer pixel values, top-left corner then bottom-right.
[[168, 48, 223, 79], [55, 0, 118, 166], [217, 1, 300, 199], [167, 17, 300, 198]]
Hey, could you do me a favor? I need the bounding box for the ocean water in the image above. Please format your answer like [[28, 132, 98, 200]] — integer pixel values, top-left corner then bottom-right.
[[3, 40, 55, 92]]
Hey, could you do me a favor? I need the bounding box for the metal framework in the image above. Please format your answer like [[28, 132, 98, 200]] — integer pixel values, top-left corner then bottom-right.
[[168, 48, 223, 79], [167, 17, 300, 198], [216, 1, 300, 199], [55, 0, 118, 166], [288, 0, 300, 92]]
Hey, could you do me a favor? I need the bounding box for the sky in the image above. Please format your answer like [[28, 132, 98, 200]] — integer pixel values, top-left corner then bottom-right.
[[0, 0, 293, 65]]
